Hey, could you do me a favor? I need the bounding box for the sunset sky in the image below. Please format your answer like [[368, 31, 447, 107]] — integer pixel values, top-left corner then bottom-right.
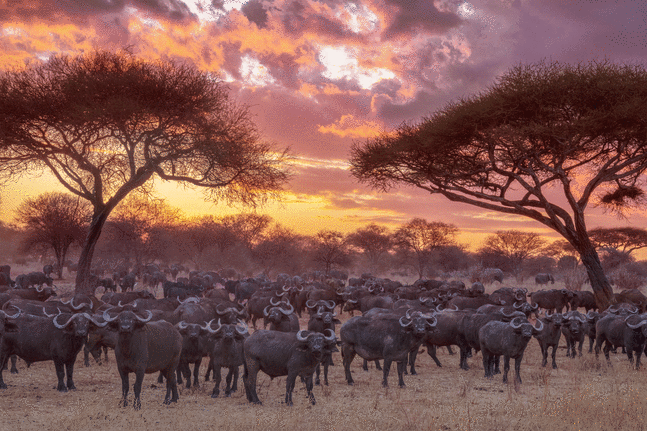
[[1, 0, 647, 249]]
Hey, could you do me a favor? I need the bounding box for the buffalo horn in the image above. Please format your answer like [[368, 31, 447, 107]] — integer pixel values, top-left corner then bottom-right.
[[625, 315, 647, 329], [35, 284, 44, 292], [270, 297, 281, 306], [534, 319, 544, 332], [53, 313, 74, 329], [178, 320, 189, 330], [263, 305, 270, 317], [280, 303, 294, 315], [306, 300, 316, 309], [83, 313, 108, 327], [42, 307, 61, 318], [323, 328, 336, 341], [510, 317, 526, 329], [1, 306, 21, 318], [326, 300, 336, 310], [399, 316, 412, 327], [102, 308, 119, 322], [134, 310, 153, 322], [236, 320, 249, 335], [296, 330, 309, 341]]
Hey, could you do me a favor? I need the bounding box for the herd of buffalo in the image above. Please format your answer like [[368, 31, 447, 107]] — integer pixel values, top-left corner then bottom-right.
[[1, 263, 647, 409]]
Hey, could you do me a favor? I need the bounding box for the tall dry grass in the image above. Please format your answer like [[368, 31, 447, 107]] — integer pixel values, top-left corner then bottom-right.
[[2, 273, 647, 430]]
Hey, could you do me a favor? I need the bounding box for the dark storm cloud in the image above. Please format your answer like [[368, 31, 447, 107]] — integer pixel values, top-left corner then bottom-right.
[[382, 0, 462, 39], [279, 0, 365, 42], [241, 0, 269, 28], [0, 0, 195, 24]]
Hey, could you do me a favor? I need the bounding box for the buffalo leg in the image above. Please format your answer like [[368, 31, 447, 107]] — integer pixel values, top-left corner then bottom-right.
[[285, 371, 297, 406], [315, 363, 321, 385], [459, 347, 470, 370], [408, 351, 417, 375], [362, 359, 368, 371], [342, 345, 356, 385], [204, 360, 213, 382], [514, 354, 523, 384], [540, 344, 548, 367], [502, 356, 510, 383], [323, 355, 331, 386], [133, 370, 145, 410], [211, 365, 222, 398], [551, 345, 558, 369], [191, 359, 202, 388], [382, 359, 392, 387], [226, 366, 238, 395], [158, 371, 165, 384], [494, 356, 501, 375], [54, 360, 68, 392], [375, 360, 382, 370], [482, 351, 492, 379], [65, 361, 76, 390], [163, 368, 179, 405], [304, 373, 316, 405], [0, 357, 6, 389], [119, 369, 129, 407], [243, 360, 262, 404], [10, 355, 18, 374], [427, 345, 442, 367], [396, 361, 406, 388]]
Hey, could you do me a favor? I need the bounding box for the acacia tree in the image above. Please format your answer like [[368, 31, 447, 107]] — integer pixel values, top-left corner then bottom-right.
[[346, 223, 392, 274], [351, 61, 647, 309], [393, 218, 457, 279], [15, 192, 91, 278], [479, 230, 545, 277], [0, 50, 290, 294], [589, 227, 647, 255], [311, 230, 350, 275]]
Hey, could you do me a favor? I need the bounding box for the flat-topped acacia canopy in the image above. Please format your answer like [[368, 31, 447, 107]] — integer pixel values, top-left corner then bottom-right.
[[0, 50, 291, 294], [350, 60, 647, 309]]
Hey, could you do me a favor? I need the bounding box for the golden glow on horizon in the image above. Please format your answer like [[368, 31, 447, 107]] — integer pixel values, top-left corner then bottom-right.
[[317, 115, 383, 139]]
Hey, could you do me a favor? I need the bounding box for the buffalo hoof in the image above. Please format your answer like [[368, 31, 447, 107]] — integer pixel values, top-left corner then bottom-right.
[[315, 378, 321, 386], [134, 400, 141, 410], [10, 369, 18, 375], [410, 370, 417, 376], [399, 383, 406, 388], [0, 382, 7, 389], [211, 391, 219, 398], [552, 364, 558, 370], [56, 385, 68, 392], [67, 384, 76, 391]]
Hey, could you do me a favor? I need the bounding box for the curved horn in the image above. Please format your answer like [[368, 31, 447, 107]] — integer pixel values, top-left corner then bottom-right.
[[53, 313, 74, 329], [399, 316, 412, 327], [60, 298, 72, 305], [205, 318, 222, 334], [572, 313, 586, 323], [178, 320, 189, 330], [347, 298, 358, 304], [326, 300, 336, 310], [35, 284, 44, 292], [134, 310, 153, 323], [323, 328, 336, 341], [306, 300, 316, 309], [42, 307, 61, 318], [70, 297, 89, 311], [280, 303, 294, 315], [102, 308, 119, 322], [586, 310, 597, 321], [510, 317, 526, 329], [236, 320, 248, 335], [263, 305, 271, 317], [83, 313, 108, 327], [270, 297, 281, 306], [1, 306, 22, 318], [513, 302, 522, 309], [296, 330, 309, 341], [534, 319, 544, 332], [425, 315, 438, 328]]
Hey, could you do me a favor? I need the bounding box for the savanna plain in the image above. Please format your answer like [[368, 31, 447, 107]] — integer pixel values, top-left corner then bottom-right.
[[2, 269, 647, 431]]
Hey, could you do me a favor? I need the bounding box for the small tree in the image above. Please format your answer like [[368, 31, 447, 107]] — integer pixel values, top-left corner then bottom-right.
[[0, 50, 290, 294], [311, 230, 350, 275], [15, 192, 90, 278], [479, 230, 546, 278], [589, 227, 647, 256], [346, 224, 393, 275], [393, 218, 457, 279], [351, 60, 647, 309]]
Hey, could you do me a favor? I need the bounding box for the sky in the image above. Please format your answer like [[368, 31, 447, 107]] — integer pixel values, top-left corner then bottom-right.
[[1, 0, 647, 250]]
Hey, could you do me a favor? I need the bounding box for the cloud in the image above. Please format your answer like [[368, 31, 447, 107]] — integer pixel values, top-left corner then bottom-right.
[[317, 114, 382, 139], [381, 0, 462, 39]]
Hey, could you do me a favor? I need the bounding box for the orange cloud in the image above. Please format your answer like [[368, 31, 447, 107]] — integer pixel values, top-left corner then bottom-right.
[[317, 115, 382, 139]]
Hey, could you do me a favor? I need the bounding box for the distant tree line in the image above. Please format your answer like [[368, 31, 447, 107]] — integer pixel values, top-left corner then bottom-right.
[[8, 191, 647, 288]]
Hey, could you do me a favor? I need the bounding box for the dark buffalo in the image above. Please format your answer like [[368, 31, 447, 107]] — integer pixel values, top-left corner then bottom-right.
[[535, 273, 555, 285], [562, 311, 587, 358], [16, 272, 54, 289], [207, 319, 248, 398], [243, 329, 337, 406], [0, 311, 106, 391], [569, 291, 598, 312], [8, 286, 57, 302], [595, 312, 647, 369], [263, 302, 299, 332], [340, 310, 437, 388], [534, 312, 565, 369], [530, 289, 574, 313], [307, 305, 341, 385], [174, 321, 213, 388], [479, 317, 543, 384], [103, 309, 183, 409]]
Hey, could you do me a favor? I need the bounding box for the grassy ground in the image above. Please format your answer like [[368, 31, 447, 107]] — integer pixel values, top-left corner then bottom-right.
[[2, 272, 647, 431]]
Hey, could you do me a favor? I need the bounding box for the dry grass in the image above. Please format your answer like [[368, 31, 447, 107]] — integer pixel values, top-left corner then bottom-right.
[[3, 272, 647, 430]]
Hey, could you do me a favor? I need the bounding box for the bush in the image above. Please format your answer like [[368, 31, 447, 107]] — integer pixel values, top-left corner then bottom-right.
[[609, 266, 646, 290], [563, 267, 588, 291]]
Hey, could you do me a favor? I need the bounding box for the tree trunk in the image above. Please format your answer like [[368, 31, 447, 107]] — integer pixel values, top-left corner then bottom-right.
[[578, 245, 615, 310], [75, 208, 111, 295]]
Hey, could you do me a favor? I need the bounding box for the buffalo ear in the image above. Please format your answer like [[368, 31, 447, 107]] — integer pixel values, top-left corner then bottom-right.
[[295, 343, 310, 352], [326, 344, 339, 354]]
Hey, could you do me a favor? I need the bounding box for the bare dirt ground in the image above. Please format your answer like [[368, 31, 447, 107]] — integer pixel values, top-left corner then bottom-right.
[[3, 272, 647, 431]]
